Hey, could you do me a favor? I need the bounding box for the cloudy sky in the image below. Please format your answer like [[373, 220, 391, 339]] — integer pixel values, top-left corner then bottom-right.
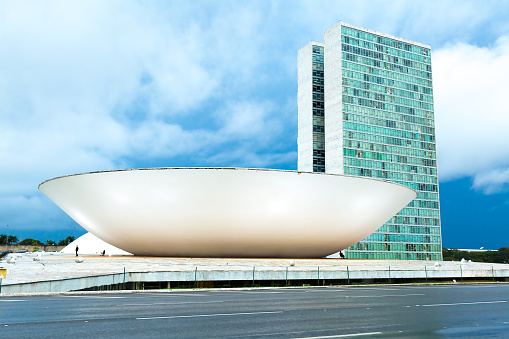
[[1, 0, 508, 249]]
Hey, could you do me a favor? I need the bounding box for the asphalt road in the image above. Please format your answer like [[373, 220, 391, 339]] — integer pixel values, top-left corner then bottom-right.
[[1, 284, 509, 338]]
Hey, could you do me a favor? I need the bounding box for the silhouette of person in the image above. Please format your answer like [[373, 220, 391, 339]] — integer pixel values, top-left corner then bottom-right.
[[75, 245, 79, 257]]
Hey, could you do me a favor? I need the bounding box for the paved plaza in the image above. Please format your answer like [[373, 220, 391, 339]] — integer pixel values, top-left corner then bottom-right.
[[2, 252, 509, 292]]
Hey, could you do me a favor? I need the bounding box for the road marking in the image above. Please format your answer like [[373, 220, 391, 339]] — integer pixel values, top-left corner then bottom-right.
[[137, 310, 282, 320], [347, 293, 425, 298], [234, 291, 284, 294], [61, 296, 127, 299], [120, 301, 223, 306], [345, 288, 399, 291], [418, 300, 508, 307], [142, 293, 207, 297], [293, 332, 382, 338]]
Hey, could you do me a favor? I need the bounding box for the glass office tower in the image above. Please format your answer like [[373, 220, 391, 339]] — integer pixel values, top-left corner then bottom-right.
[[298, 22, 442, 260]]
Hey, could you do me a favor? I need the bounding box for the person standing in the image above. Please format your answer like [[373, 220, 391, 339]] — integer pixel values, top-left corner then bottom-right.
[[75, 245, 79, 257]]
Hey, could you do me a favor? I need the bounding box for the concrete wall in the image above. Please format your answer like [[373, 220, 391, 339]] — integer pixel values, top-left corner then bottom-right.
[[3, 266, 509, 295], [2, 244, 65, 253]]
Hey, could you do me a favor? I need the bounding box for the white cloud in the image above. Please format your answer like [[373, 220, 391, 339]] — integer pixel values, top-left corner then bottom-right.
[[472, 168, 509, 194], [433, 36, 509, 192], [0, 1, 299, 234], [0, 2, 281, 175]]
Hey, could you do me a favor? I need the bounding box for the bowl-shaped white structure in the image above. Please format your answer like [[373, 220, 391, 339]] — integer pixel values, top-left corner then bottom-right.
[[39, 168, 416, 258]]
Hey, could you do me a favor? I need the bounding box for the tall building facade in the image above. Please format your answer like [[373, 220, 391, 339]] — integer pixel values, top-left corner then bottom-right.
[[298, 22, 442, 260]]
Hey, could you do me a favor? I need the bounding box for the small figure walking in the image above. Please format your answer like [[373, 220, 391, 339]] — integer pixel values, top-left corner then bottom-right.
[[75, 245, 79, 257], [339, 251, 346, 259]]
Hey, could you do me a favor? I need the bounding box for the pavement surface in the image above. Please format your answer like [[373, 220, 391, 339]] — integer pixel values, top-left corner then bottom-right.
[[2, 252, 508, 286], [1, 284, 509, 338]]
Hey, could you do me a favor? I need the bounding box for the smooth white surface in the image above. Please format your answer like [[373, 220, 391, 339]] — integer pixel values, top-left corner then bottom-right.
[[39, 168, 416, 258]]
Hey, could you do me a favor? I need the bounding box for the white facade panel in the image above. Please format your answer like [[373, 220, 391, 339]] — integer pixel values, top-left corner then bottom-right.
[[297, 42, 318, 172], [324, 23, 344, 174]]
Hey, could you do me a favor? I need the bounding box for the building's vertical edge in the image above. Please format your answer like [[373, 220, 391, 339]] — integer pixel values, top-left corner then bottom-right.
[[324, 23, 344, 174], [297, 43, 316, 172], [429, 53, 444, 261]]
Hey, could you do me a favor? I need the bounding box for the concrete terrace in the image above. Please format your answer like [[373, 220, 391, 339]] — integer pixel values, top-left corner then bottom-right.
[[1, 252, 509, 295]]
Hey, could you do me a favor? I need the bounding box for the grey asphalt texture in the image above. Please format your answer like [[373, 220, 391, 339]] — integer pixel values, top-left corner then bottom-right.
[[1, 284, 509, 338]]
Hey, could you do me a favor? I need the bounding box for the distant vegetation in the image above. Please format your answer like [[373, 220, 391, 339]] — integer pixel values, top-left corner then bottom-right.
[[0, 234, 75, 246], [443, 248, 509, 264], [0, 234, 18, 245]]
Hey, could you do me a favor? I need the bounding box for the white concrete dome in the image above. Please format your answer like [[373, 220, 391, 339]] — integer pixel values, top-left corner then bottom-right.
[[39, 168, 416, 258], [62, 232, 132, 256]]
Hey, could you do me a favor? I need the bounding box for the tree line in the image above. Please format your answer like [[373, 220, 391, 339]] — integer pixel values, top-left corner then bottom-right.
[[442, 247, 509, 264], [0, 234, 76, 246]]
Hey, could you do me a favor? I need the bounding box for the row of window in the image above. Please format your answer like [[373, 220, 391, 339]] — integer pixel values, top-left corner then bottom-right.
[[313, 165, 325, 172], [344, 166, 439, 193], [343, 163, 437, 185], [343, 68, 432, 95], [342, 77, 433, 103], [407, 199, 440, 209], [342, 44, 431, 73], [312, 62, 324, 71], [344, 120, 435, 143], [343, 87, 434, 111], [313, 157, 325, 165], [313, 108, 324, 118], [313, 141, 324, 150], [313, 125, 324, 133], [313, 133, 325, 141], [342, 60, 432, 88], [313, 116, 324, 125], [313, 100, 324, 109], [341, 34, 430, 64], [343, 51, 431, 80], [344, 251, 441, 260], [343, 112, 435, 136], [313, 149, 325, 158], [313, 69, 324, 78], [363, 233, 440, 244], [378, 224, 441, 235], [313, 84, 324, 92], [343, 94, 433, 120], [343, 138, 436, 161], [313, 77, 323, 85], [344, 152, 436, 175], [312, 53, 324, 63], [313, 93, 324, 101], [341, 26, 430, 57], [312, 45, 324, 54], [350, 242, 441, 252], [344, 130, 436, 151], [344, 144, 435, 166], [399, 207, 440, 218], [344, 104, 434, 128], [344, 154, 437, 178], [397, 179, 438, 193]]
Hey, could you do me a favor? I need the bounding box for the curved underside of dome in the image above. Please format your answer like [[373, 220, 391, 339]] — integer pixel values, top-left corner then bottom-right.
[[40, 168, 416, 258]]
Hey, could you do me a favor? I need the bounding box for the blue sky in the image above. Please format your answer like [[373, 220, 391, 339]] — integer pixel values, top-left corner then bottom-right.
[[1, 0, 509, 249]]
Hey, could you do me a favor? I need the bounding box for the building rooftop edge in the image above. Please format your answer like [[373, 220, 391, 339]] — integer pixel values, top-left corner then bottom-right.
[[330, 21, 431, 49], [298, 41, 324, 52]]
